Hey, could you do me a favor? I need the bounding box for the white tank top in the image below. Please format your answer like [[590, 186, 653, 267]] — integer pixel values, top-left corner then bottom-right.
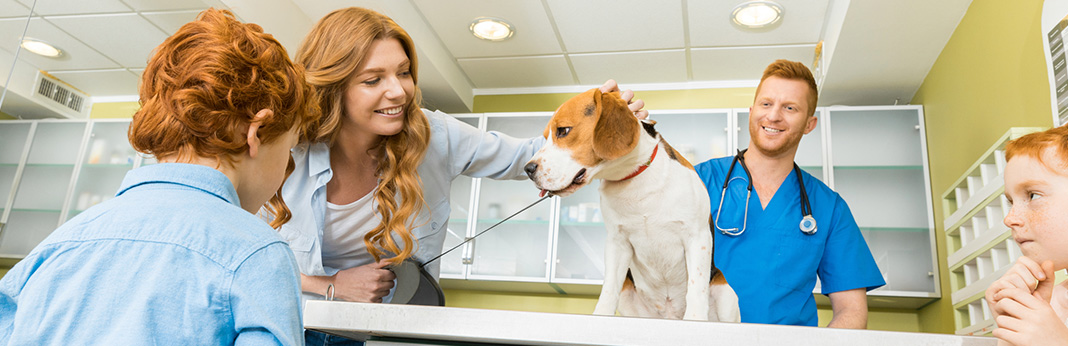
[[321, 191, 377, 271]]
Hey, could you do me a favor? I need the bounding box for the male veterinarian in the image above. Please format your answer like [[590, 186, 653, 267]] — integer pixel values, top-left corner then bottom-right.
[[694, 59, 885, 328]]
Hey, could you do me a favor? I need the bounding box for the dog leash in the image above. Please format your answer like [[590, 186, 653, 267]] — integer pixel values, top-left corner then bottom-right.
[[420, 195, 551, 268]]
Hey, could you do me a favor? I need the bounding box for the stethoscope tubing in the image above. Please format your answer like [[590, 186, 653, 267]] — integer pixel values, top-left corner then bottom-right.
[[714, 149, 817, 236]]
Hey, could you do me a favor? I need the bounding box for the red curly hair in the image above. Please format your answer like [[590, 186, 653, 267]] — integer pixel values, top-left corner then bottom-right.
[[756, 59, 819, 117], [1006, 127, 1068, 170], [129, 8, 319, 228]]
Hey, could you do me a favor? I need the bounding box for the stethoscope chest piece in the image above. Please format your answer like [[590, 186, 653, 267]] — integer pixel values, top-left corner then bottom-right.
[[800, 215, 817, 235]]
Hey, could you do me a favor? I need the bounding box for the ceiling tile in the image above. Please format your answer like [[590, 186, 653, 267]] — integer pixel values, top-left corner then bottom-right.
[[690, 45, 816, 81], [141, 10, 202, 35], [0, 0, 30, 19], [412, 0, 562, 58], [458, 55, 573, 89], [546, 0, 685, 53], [46, 13, 168, 68], [15, 0, 131, 16], [49, 68, 139, 96], [688, 0, 828, 47], [119, 0, 222, 12], [0, 17, 120, 70], [569, 49, 687, 85]]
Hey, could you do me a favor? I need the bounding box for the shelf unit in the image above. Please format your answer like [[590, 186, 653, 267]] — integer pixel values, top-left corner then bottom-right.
[[440, 106, 939, 309], [942, 127, 1045, 335], [0, 119, 144, 260]]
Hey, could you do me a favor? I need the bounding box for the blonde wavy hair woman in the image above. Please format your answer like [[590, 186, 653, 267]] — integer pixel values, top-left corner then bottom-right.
[[297, 7, 430, 264], [280, 9, 643, 345]]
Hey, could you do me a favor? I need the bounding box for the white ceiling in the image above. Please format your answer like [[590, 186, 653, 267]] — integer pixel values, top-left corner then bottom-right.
[[0, 0, 973, 118]]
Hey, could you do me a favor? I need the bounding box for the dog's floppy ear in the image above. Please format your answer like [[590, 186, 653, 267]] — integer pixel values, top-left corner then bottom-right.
[[593, 90, 640, 161]]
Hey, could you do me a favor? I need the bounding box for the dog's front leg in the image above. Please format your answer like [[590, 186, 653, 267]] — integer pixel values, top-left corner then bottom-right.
[[593, 224, 633, 316], [683, 227, 712, 321]]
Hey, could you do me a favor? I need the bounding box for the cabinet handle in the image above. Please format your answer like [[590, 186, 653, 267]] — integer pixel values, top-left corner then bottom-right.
[[462, 237, 474, 265]]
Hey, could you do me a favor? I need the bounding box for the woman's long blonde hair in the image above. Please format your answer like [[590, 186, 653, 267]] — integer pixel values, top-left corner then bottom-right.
[[295, 7, 430, 264]]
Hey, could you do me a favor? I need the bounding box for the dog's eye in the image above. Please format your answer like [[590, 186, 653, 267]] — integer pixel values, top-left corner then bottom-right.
[[556, 127, 572, 138]]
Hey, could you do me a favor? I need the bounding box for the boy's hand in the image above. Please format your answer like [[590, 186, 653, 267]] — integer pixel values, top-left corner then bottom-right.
[[992, 288, 1068, 346], [987, 257, 1056, 318]]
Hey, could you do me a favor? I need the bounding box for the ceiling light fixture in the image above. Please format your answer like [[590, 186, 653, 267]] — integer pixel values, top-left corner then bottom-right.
[[731, 1, 784, 29], [20, 38, 63, 58], [470, 17, 514, 41]]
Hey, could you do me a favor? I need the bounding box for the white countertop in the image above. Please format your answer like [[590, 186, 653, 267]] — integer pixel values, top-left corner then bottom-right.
[[304, 301, 996, 346]]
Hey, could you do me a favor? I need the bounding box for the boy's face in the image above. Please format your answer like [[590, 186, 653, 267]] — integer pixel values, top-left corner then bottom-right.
[[1003, 150, 1068, 269]]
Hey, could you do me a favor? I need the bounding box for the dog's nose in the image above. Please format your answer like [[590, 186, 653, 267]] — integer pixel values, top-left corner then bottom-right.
[[524, 161, 538, 179]]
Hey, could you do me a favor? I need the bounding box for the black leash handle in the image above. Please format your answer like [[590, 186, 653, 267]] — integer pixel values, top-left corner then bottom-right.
[[421, 195, 551, 268]]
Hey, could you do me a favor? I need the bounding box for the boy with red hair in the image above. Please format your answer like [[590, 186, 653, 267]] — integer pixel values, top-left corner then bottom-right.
[[986, 126, 1068, 345], [0, 9, 317, 345]]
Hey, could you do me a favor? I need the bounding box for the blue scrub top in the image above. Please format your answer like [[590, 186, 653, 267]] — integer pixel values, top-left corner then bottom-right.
[[695, 156, 885, 326]]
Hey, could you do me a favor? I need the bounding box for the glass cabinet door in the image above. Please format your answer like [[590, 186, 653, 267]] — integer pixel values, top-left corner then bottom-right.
[[440, 114, 481, 278], [827, 107, 934, 293], [1, 121, 88, 258], [552, 180, 606, 283], [737, 109, 825, 181], [0, 122, 33, 221], [469, 114, 553, 281], [654, 110, 732, 164], [65, 120, 134, 221]]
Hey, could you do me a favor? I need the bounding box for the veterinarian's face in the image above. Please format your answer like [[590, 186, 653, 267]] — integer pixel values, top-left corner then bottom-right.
[[341, 38, 415, 139], [1003, 151, 1068, 269], [748, 76, 816, 158]]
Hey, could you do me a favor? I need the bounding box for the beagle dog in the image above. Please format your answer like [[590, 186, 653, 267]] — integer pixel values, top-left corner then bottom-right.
[[524, 88, 739, 322]]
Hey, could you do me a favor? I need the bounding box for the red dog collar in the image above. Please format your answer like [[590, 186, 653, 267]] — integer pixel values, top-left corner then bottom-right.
[[613, 143, 658, 182]]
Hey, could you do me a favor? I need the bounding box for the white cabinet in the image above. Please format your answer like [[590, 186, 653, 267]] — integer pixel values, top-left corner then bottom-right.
[[942, 127, 1044, 336], [442, 106, 940, 308], [0, 119, 142, 260], [65, 120, 137, 221], [824, 107, 938, 302], [470, 113, 555, 282], [0, 109, 941, 308], [440, 114, 480, 279]]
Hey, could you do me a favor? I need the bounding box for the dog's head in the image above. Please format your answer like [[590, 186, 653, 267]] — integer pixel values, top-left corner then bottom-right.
[[524, 88, 640, 197]]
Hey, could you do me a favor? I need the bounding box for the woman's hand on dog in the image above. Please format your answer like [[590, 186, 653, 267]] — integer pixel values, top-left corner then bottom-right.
[[600, 79, 649, 120]]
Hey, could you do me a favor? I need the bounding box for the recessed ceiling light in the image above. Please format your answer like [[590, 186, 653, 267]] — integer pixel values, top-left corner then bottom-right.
[[470, 17, 514, 41], [731, 1, 784, 29], [21, 38, 63, 58]]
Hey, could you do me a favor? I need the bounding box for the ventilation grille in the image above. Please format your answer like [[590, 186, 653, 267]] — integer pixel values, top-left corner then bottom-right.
[[35, 76, 85, 113]]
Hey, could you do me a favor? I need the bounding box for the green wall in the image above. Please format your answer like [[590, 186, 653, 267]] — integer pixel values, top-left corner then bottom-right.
[[912, 0, 1053, 334], [0, 111, 13, 120], [89, 101, 139, 119], [464, 87, 923, 332]]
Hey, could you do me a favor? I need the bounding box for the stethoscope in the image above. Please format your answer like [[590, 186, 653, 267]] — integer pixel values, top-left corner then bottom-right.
[[714, 149, 817, 236]]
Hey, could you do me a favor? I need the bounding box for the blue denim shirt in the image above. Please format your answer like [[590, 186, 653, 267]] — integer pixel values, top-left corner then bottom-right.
[[279, 109, 544, 285], [0, 163, 303, 345]]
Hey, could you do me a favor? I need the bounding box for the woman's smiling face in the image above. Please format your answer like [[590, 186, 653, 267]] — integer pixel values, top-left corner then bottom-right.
[[341, 38, 415, 139]]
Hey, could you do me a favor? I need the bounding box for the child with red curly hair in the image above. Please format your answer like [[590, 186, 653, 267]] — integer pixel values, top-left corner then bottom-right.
[[0, 8, 316, 345], [986, 126, 1068, 346]]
